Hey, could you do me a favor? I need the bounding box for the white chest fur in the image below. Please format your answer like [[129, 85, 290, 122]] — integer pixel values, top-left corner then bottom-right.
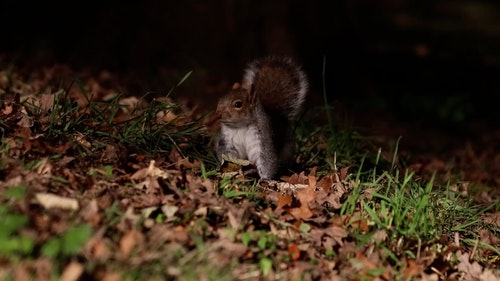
[[220, 124, 262, 165]]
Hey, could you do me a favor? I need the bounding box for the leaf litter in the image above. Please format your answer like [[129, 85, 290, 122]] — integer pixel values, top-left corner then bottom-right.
[[0, 62, 499, 281]]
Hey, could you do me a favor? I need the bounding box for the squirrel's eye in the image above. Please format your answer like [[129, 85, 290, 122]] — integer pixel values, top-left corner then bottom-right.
[[233, 100, 243, 109]]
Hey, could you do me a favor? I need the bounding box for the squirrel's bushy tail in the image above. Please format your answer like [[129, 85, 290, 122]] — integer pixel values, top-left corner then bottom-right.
[[242, 56, 309, 121]]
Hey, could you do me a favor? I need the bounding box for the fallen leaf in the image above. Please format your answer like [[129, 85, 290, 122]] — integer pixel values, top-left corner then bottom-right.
[[1, 103, 13, 114], [161, 205, 179, 219], [227, 210, 239, 229], [150, 225, 189, 243], [219, 154, 251, 175], [339, 166, 349, 181], [186, 174, 215, 194], [456, 251, 484, 281], [316, 173, 350, 210], [482, 212, 500, 228], [101, 272, 122, 281], [289, 175, 316, 219], [90, 239, 112, 260], [160, 110, 178, 123], [352, 251, 391, 280], [131, 160, 170, 180], [36, 193, 79, 210], [288, 243, 301, 261], [71, 133, 91, 148], [120, 230, 139, 256], [80, 199, 100, 225], [60, 262, 84, 281], [403, 259, 424, 279], [175, 157, 201, 170], [324, 225, 348, 246], [275, 193, 293, 212], [40, 93, 55, 111]]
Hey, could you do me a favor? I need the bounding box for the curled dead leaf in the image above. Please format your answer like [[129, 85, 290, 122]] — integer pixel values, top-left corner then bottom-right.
[[73, 133, 91, 148], [158, 110, 177, 124], [131, 160, 170, 180], [219, 153, 251, 176]]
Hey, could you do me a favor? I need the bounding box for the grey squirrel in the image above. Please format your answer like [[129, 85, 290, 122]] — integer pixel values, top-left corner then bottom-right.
[[215, 56, 309, 179]]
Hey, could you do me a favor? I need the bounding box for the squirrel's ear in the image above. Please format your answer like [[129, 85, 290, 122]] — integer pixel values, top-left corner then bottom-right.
[[248, 84, 257, 105], [232, 82, 240, 90]]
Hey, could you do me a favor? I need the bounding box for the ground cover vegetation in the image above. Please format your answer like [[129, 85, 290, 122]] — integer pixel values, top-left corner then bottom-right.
[[0, 61, 499, 281]]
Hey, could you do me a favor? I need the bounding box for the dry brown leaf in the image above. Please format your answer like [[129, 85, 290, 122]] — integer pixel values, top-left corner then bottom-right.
[[288, 243, 300, 261], [100, 144, 120, 163], [339, 166, 350, 181], [80, 199, 100, 226], [316, 173, 350, 210], [186, 174, 215, 194], [118, 96, 140, 111], [219, 154, 251, 175], [63, 168, 79, 188], [353, 251, 391, 280], [101, 272, 122, 281], [217, 240, 248, 258], [317, 175, 334, 193], [308, 228, 330, 248], [40, 93, 55, 111], [14, 127, 32, 153], [131, 160, 170, 180], [227, 210, 239, 229], [1, 103, 13, 115], [161, 205, 179, 219], [33, 258, 52, 281], [13, 264, 30, 281], [119, 230, 139, 256], [17, 114, 33, 128], [160, 110, 177, 123], [403, 259, 424, 279], [289, 177, 316, 219], [275, 193, 293, 212], [35, 193, 79, 210], [156, 225, 189, 243], [36, 158, 53, 176], [90, 239, 112, 260], [456, 251, 484, 280], [325, 225, 347, 246], [194, 206, 207, 217], [285, 171, 309, 185], [480, 229, 500, 247], [60, 262, 84, 281], [482, 212, 500, 228], [175, 157, 201, 170]]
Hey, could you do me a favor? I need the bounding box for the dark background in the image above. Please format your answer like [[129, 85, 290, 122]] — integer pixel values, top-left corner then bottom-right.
[[1, 0, 499, 152]]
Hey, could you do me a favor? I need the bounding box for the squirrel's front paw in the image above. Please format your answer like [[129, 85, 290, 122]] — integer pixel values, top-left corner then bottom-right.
[[257, 168, 275, 180]]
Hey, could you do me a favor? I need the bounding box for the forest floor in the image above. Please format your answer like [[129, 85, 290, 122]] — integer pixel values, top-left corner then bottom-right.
[[0, 56, 499, 281]]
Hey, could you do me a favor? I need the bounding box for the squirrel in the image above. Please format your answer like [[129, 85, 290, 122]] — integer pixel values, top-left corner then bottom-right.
[[215, 56, 309, 179]]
